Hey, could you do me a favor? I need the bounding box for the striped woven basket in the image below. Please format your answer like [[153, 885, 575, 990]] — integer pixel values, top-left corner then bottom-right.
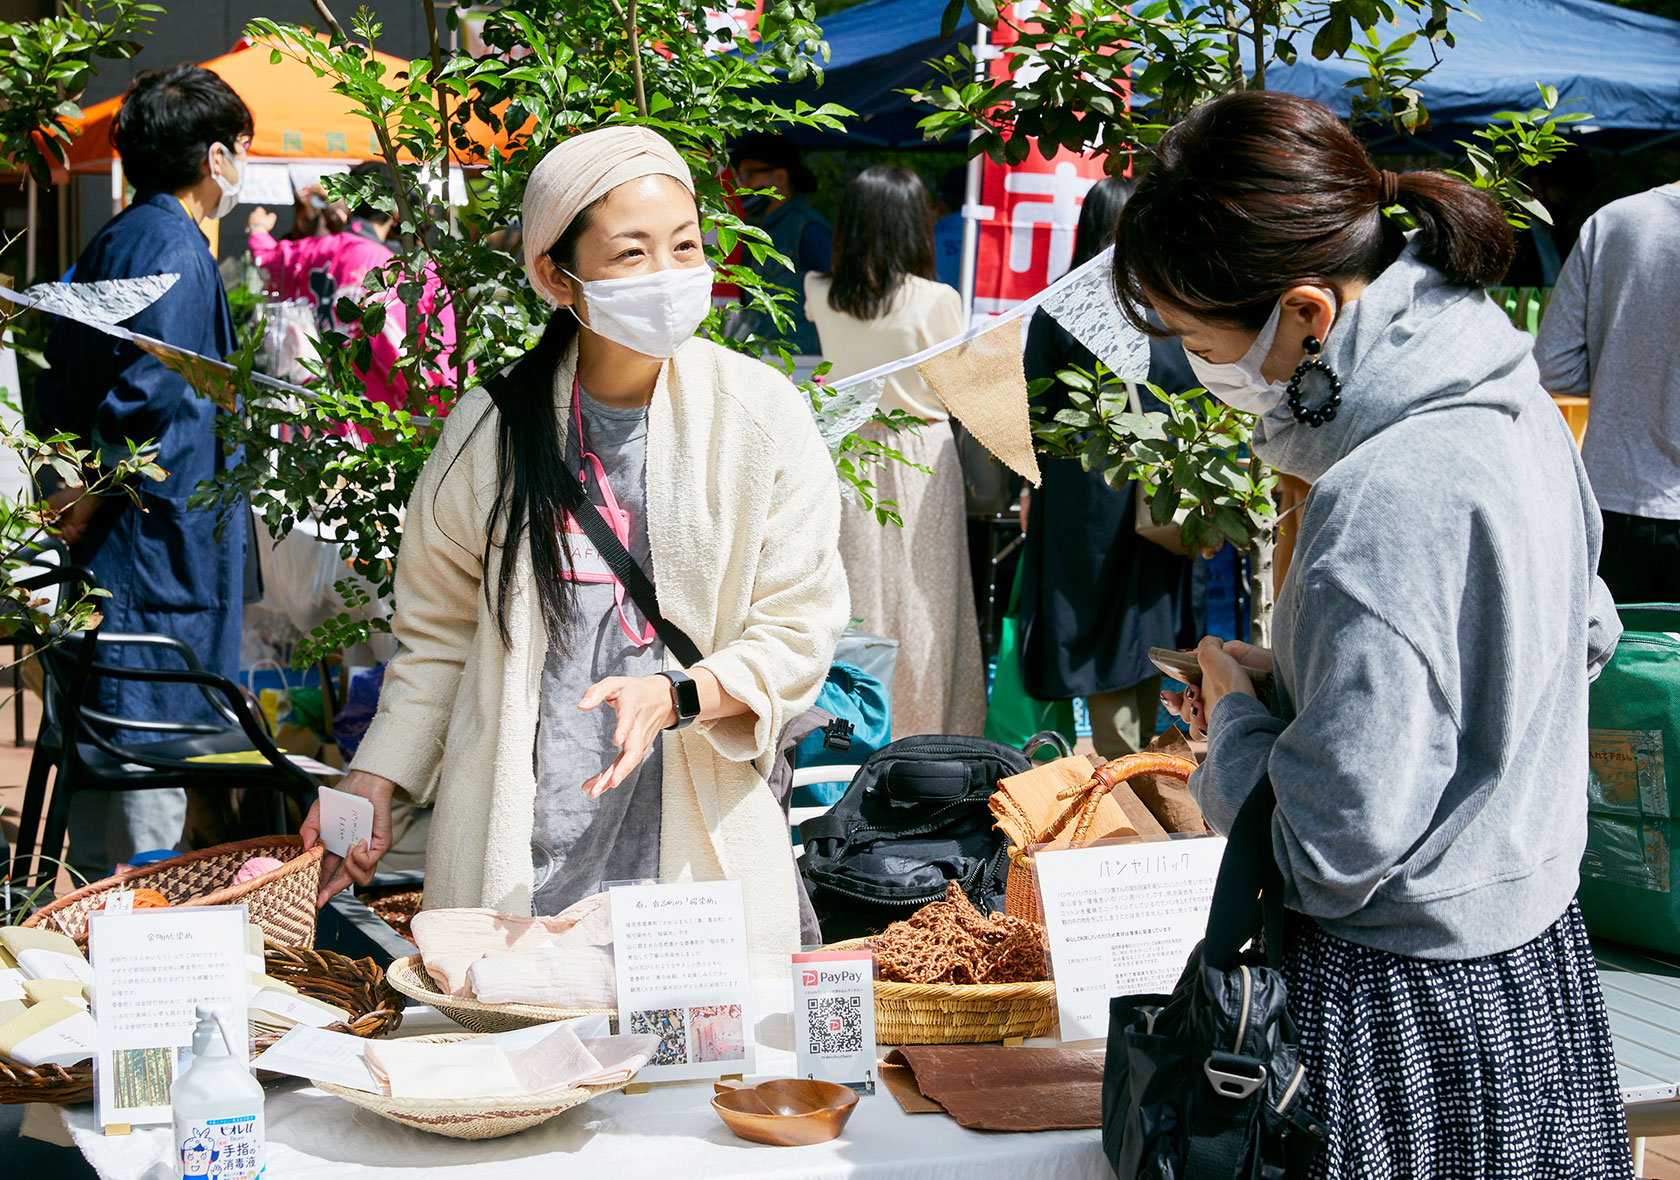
[[23, 835, 324, 947], [825, 937, 1056, 1044]]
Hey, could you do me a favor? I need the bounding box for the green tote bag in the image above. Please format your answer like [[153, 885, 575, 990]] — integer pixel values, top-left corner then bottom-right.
[[1578, 603, 1680, 952]]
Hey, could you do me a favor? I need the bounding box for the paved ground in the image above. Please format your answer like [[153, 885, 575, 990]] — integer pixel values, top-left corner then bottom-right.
[[4, 690, 1680, 1174]]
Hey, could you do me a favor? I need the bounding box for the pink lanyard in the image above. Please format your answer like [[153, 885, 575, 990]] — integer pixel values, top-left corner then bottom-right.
[[571, 381, 657, 648]]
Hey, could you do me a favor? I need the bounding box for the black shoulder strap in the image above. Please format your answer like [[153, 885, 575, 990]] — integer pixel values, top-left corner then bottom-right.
[[1201, 775, 1284, 971], [570, 498, 704, 669]]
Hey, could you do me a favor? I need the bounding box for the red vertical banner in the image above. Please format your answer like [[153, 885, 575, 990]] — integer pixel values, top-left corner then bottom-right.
[[968, 3, 1124, 315]]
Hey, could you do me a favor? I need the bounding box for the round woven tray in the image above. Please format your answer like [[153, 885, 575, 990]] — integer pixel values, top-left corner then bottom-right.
[[312, 1033, 631, 1140], [386, 955, 615, 1035], [0, 944, 404, 1105], [23, 836, 324, 948], [827, 937, 1057, 1044]]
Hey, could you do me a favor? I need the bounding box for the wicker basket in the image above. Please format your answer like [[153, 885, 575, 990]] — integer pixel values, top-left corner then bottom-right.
[[0, 943, 405, 1105], [312, 1033, 632, 1139], [1005, 845, 1046, 925], [22, 835, 324, 948], [826, 937, 1056, 1045], [386, 954, 616, 1035]]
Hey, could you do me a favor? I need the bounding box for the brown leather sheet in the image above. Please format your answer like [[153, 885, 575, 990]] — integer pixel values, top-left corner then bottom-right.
[[882, 1045, 1105, 1131]]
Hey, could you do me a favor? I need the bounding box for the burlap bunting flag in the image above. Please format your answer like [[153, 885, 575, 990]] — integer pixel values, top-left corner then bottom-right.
[[916, 317, 1042, 487]]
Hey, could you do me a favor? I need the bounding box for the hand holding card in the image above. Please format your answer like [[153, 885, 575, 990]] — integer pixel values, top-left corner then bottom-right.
[[317, 784, 375, 859]]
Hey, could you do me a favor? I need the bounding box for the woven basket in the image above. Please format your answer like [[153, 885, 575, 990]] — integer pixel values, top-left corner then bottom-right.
[[826, 937, 1056, 1044], [23, 836, 324, 948], [386, 954, 615, 1035], [1005, 845, 1046, 925], [312, 1033, 632, 1139], [0, 944, 404, 1105]]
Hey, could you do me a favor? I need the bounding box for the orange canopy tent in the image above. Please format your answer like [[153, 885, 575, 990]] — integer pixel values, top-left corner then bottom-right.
[[51, 36, 516, 184]]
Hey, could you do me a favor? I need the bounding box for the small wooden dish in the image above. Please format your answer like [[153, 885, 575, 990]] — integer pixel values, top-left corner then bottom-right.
[[711, 1078, 860, 1147]]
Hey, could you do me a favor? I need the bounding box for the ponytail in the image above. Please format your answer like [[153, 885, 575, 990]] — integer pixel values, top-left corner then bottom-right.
[[1391, 170, 1515, 288], [483, 204, 600, 651]]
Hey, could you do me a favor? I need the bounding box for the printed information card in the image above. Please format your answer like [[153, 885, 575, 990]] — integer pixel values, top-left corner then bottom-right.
[[1035, 834, 1228, 1042], [88, 906, 249, 1127], [792, 948, 876, 1094], [608, 879, 754, 1083]]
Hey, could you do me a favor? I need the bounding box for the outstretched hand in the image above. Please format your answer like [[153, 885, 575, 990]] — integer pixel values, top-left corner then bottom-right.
[[578, 675, 678, 799]]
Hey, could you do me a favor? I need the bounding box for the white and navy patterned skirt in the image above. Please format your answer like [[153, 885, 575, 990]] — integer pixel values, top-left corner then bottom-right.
[[1282, 901, 1633, 1180]]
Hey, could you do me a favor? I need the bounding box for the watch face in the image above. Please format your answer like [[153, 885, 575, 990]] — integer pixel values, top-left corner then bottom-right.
[[672, 673, 701, 719]]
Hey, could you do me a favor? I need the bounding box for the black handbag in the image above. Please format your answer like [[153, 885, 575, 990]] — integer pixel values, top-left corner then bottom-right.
[[1101, 777, 1329, 1179], [797, 735, 1032, 942]]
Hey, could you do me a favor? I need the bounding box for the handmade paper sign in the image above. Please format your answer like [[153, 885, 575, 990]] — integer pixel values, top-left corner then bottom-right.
[[317, 784, 374, 857], [88, 906, 248, 1127], [608, 879, 754, 1083], [1034, 834, 1228, 1042], [793, 948, 876, 1094]]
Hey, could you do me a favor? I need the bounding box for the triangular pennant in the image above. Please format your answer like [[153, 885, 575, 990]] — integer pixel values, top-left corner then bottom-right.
[[916, 318, 1042, 486], [811, 374, 887, 457], [1039, 260, 1151, 381]]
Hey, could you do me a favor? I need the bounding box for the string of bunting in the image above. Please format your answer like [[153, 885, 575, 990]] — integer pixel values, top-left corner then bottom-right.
[[0, 243, 1150, 486]]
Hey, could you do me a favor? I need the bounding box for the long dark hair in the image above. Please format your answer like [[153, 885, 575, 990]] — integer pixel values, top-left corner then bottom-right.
[[827, 165, 937, 320], [1072, 176, 1134, 270], [481, 203, 601, 650], [1113, 91, 1515, 333]]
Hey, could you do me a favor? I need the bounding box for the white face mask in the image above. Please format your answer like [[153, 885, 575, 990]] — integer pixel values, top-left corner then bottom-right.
[[562, 263, 714, 359], [1182, 301, 1286, 416], [206, 142, 243, 220]]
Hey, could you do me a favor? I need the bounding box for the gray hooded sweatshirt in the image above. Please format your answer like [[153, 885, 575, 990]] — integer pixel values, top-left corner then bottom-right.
[[1193, 245, 1622, 960]]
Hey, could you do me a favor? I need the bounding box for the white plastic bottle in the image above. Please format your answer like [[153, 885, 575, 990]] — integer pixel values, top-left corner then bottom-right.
[[171, 1004, 265, 1180]]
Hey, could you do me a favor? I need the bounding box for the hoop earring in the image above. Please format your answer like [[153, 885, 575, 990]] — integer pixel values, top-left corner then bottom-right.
[[1286, 336, 1342, 428]]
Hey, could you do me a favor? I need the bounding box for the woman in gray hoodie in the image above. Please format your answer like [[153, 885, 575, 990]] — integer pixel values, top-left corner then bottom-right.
[[1116, 92, 1628, 1177]]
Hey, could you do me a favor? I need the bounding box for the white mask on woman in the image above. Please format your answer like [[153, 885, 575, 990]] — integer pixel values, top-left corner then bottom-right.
[[206, 142, 243, 221], [1181, 301, 1286, 416], [562, 264, 715, 359]]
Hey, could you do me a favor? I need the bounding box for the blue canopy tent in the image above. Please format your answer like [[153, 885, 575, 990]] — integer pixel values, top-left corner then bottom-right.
[[781, 0, 1680, 152]]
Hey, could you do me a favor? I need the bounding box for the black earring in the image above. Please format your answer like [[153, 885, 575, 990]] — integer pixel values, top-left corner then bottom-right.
[[1287, 336, 1342, 428]]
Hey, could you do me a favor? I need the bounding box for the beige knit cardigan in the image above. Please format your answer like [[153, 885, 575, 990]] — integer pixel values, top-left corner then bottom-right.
[[350, 336, 850, 976]]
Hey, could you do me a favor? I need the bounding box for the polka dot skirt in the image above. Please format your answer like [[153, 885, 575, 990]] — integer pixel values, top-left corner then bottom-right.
[[1282, 902, 1634, 1180]]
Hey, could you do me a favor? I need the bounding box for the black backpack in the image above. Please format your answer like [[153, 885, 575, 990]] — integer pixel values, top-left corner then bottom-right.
[[797, 735, 1032, 942], [1101, 777, 1328, 1179]]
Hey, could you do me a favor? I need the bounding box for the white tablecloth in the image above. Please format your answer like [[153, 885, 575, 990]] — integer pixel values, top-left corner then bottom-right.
[[59, 999, 1110, 1180]]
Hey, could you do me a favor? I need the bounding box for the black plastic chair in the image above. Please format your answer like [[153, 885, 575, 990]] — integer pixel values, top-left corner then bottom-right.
[[6, 563, 317, 890]]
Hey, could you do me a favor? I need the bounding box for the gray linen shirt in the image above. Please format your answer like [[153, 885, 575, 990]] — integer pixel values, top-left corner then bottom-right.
[[531, 389, 665, 916], [1536, 183, 1680, 520]]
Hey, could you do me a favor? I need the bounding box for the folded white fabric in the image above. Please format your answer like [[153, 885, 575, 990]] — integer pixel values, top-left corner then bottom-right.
[[411, 892, 609, 998], [467, 943, 616, 1010], [361, 1023, 656, 1100]]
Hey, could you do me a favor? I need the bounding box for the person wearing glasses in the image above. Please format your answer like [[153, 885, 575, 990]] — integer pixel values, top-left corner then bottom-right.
[[35, 65, 257, 879]]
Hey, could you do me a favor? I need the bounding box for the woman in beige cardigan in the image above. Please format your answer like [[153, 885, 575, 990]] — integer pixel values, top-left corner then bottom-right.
[[299, 127, 849, 974]]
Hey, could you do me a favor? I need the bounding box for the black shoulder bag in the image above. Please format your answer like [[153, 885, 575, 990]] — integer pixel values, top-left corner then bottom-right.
[[1101, 776, 1329, 1179]]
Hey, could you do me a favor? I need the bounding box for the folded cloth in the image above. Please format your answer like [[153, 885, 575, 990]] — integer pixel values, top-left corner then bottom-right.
[[883, 1045, 1105, 1131], [362, 1024, 659, 1099], [412, 892, 609, 997], [1129, 729, 1208, 833], [467, 944, 616, 1009], [989, 756, 1140, 849]]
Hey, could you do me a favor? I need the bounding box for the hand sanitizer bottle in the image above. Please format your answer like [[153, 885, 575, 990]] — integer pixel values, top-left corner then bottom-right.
[[171, 1004, 265, 1180]]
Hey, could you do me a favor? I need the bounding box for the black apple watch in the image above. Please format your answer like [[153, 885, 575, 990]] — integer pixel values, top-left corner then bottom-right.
[[659, 669, 701, 730]]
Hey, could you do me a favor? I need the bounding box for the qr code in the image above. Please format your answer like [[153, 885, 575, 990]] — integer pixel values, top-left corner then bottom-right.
[[806, 995, 864, 1056]]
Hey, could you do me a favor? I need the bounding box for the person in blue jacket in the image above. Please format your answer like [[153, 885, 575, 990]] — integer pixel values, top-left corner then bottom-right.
[[35, 65, 255, 877]]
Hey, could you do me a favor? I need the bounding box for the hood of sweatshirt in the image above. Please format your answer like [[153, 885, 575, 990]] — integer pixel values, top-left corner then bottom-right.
[[1251, 242, 1540, 484]]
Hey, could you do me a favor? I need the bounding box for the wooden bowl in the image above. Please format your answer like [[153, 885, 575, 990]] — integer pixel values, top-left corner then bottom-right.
[[711, 1078, 860, 1147]]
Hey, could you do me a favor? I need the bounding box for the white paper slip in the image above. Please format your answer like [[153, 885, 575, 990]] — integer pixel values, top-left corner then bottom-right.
[[317, 785, 374, 858], [16, 947, 95, 986], [252, 1025, 382, 1093], [102, 891, 135, 914], [0, 968, 26, 1002], [248, 986, 350, 1029]]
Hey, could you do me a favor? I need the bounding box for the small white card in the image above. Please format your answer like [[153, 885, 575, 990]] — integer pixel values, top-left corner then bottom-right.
[[317, 785, 374, 858], [89, 906, 249, 1127], [609, 879, 754, 1084], [102, 890, 135, 914], [252, 1025, 382, 1093], [1035, 834, 1228, 1043], [793, 949, 876, 1093], [0, 968, 26, 1001]]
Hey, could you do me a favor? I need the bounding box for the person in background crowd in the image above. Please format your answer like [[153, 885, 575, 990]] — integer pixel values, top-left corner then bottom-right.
[[1018, 178, 1192, 758], [1137, 92, 1627, 1177], [806, 166, 985, 738], [301, 127, 848, 975], [1535, 175, 1680, 603], [246, 160, 457, 412], [34, 65, 257, 879], [933, 164, 967, 291], [726, 132, 830, 356], [1502, 145, 1594, 288]]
